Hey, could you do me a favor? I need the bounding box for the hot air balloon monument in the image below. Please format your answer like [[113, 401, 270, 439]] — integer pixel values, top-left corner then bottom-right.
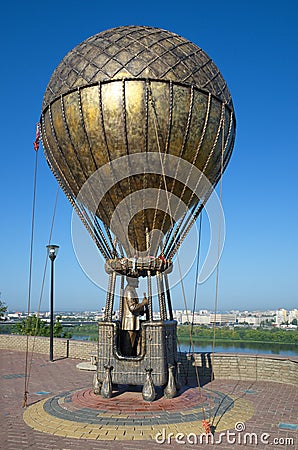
[[41, 26, 235, 401]]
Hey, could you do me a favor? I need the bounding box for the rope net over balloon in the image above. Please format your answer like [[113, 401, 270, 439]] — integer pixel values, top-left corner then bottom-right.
[[40, 26, 235, 285]]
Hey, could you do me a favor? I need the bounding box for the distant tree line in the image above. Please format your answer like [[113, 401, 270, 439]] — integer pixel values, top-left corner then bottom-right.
[[1, 317, 297, 345], [177, 325, 298, 344]]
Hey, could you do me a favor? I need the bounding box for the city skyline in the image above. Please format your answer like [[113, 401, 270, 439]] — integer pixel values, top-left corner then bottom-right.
[[1, 1, 297, 312], [5, 306, 298, 318]]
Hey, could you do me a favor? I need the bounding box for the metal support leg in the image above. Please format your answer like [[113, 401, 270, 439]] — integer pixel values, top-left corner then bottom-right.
[[164, 273, 173, 320], [104, 271, 117, 321], [147, 271, 153, 320], [156, 271, 167, 321], [119, 274, 125, 322]]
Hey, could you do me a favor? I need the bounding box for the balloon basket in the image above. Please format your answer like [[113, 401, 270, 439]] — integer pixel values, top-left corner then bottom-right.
[[93, 320, 178, 400]]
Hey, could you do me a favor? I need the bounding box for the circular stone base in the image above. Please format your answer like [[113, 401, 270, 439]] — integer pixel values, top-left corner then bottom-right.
[[76, 362, 96, 371], [23, 385, 254, 441]]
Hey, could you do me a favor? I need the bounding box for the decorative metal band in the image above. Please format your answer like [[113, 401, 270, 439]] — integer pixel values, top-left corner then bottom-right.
[[105, 256, 172, 278]]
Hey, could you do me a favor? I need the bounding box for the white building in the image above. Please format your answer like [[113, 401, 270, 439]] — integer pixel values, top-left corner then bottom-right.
[[209, 313, 236, 325], [275, 308, 288, 326], [289, 309, 298, 323], [7, 312, 23, 320]]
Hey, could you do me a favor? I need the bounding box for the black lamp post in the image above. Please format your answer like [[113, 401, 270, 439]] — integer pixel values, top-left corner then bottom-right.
[[46, 244, 59, 362]]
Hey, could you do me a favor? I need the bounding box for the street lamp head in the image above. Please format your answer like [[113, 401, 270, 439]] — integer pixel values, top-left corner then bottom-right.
[[46, 244, 59, 261]]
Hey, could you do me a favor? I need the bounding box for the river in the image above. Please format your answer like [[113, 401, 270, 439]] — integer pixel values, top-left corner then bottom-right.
[[71, 335, 297, 356], [178, 340, 298, 356]]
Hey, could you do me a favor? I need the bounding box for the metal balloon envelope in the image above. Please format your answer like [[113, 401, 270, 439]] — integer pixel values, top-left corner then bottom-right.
[[41, 25, 236, 263], [40, 25, 236, 401]]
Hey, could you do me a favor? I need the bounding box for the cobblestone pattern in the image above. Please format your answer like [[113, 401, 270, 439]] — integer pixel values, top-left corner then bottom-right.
[[23, 389, 253, 441], [1, 349, 297, 449]]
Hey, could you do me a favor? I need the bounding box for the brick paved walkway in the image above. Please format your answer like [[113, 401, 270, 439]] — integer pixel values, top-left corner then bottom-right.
[[0, 349, 297, 449]]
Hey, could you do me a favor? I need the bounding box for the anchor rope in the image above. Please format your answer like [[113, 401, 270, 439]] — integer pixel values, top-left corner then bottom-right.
[[185, 213, 202, 383], [149, 87, 208, 422], [26, 187, 60, 400], [23, 124, 59, 407], [23, 134, 39, 408], [208, 113, 225, 424]]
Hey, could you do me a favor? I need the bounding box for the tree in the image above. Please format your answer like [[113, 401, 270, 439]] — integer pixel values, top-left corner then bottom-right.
[[15, 315, 72, 338], [15, 315, 48, 336], [0, 298, 8, 320], [54, 316, 72, 338]]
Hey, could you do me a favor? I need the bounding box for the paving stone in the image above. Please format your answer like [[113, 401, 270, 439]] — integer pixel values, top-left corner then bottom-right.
[[1, 349, 297, 449]]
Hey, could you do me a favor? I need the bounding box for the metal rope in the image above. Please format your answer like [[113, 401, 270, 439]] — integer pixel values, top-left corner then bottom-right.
[[166, 106, 234, 260], [149, 88, 207, 421], [43, 108, 113, 259], [77, 86, 118, 258], [61, 92, 116, 259], [23, 145, 39, 408], [25, 187, 60, 401], [164, 97, 224, 259], [158, 84, 194, 238], [209, 114, 225, 425], [122, 79, 138, 252], [24, 130, 60, 407], [176, 250, 207, 422], [98, 81, 131, 257], [147, 81, 167, 242], [185, 213, 202, 382], [161, 92, 212, 257]]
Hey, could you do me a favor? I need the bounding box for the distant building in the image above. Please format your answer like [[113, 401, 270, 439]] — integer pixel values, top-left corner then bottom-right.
[[209, 313, 236, 325], [192, 313, 210, 325], [275, 308, 288, 326], [7, 312, 22, 319], [237, 316, 273, 326], [289, 309, 298, 323], [173, 310, 211, 325]]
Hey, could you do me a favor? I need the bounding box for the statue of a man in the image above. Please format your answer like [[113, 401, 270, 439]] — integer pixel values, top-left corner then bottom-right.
[[121, 277, 148, 356]]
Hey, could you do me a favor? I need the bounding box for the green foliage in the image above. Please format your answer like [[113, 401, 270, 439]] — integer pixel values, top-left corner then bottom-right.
[[0, 323, 14, 334], [54, 316, 72, 338], [0, 299, 8, 318], [177, 325, 298, 345], [65, 323, 298, 346], [15, 315, 48, 336], [15, 315, 72, 338], [70, 323, 98, 341]]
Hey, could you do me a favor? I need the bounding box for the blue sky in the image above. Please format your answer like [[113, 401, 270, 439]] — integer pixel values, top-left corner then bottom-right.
[[0, 0, 297, 312]]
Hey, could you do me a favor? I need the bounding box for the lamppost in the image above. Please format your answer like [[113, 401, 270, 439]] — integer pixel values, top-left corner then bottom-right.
[[46, 244, 59, 362]]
